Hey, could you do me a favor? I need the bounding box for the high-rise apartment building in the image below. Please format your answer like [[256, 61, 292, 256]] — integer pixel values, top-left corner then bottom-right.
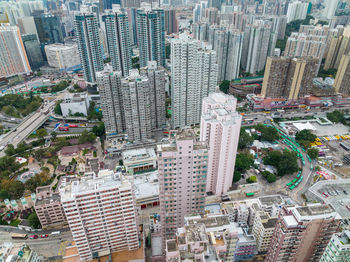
[[323, 0, 339, 20], [104, 6, 132, 76], [284, 32, 326, 66], [320, 230, 350, 262], [74, 10, 104, 82], [241, 20, 276, 74], [164, 9, 178, 34], [121, 70, 152, 142], [33, 12, 64, 45], [265, 204, 340, 262], [200, 93, 242, 195], [261, 56, 318, 99], [324, 27, 350, 69], [17, 16, 39, 40], [286, 1, 308, 23], [97, 62, 165, 140], [60, 170, 139, 261], [212, 27, 243, 81], [96, 66, 124, 136], [334, 54, 350, 94], [140, 61, 166, 129], [0, 24, 31, 78], [157, 128, 208, 239], [136, 8, 166, 67], [171, 33, 218, 129], [22, 34, 44, 71], [125, 7, 138, 46]]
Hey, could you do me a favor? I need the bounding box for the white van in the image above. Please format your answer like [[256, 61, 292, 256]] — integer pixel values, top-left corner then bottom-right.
[[51, 231, 61, 236]]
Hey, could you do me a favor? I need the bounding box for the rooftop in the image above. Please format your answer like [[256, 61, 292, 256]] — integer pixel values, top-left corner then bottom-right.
[[35, 192, 61, 206], [186, 216, 230, 228], [262, 218, 278, 229], [133, 171, 159, 199], [185, 224, 208, 243], [259, 195, 284, 206], [167, 240, 177, 252], [122, 148, 156, 161], [59, 170, 132, 202]]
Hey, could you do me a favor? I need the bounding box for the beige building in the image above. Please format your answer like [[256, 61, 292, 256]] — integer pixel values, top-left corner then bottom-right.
[[334, 54, 350, 94], [252, 211, 277, 254], [324, 27, 350, 69], [34, 186, 66, 228], [261, 56, 318, 99]]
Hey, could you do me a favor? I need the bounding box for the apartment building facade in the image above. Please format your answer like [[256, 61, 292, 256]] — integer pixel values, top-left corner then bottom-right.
[[200, 92, 242, 195], [59, 170, 139, 261]]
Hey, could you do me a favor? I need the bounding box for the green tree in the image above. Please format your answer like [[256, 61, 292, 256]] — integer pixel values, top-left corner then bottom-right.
[[326, 110, 345, 124], [36, 128, 47, 138], [255, 124, 280, 142], [7, 180, 25, 199], [233, 172, 242, 183], [5, 144, 16, 156], [246, 176, 257, 183], [238, 128, 254, 149], [263, 149, 298, 176], [54, 100, 63, 115], [92, 122, 105, 137], [78, 130, 96, 144], [51, 131, 57, 141], [235, 153, 254, 173], [219, 80, 230, 94], [28, 212, 41, 229], [307, 148, 319, 159], [295, 129, 317, 148], [266, 173, 277, 183], [0, 189, 9, 200]]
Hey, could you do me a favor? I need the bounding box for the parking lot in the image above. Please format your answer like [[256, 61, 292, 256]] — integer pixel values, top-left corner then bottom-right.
[[308, 179, 350, 218]]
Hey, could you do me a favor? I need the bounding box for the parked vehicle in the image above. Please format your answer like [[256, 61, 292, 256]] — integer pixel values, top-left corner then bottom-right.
[[58, 127, 69, 131], [40, 234, 49, 238], [29, 235, 38, 239]]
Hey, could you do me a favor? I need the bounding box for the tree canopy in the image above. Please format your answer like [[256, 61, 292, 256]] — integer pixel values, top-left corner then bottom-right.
[[78, 130, 96, 144], [235, 153, 254, 174], [327, 110, 346, 124], [219, 80, 230, 94], [263, 149, 299, 176], [295, 129, 317, 148], [0, 94, 42, 118], [92, 122, 105, 137], [28, 212, 41, 229], [255, 124, 280, 142], [238, 128, 254, 149], [307, 148, 319, 159]]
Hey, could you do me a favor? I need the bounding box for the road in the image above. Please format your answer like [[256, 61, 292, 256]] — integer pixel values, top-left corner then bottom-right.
[[0, 92, 67, 154], [0, 227, 72, 258]]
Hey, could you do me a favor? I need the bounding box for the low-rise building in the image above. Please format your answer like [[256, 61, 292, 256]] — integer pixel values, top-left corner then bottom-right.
[[60, 93, 90, 117], [134, 171, 159, 209], [320, 230, 350, 262], [34, 186, 66, 228], [165, 214, 257, 262], [0, 242, 43, 261], [122, 148, 157, 173]]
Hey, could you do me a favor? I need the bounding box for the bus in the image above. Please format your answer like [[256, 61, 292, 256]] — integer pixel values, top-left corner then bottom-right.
[[289, 185, 296, 190], [340, 142, 350, 151], [246, 192, 255, 197], [11, 233, 27, 239], [297, 172, 301, 178], [292, 178, 297, 183], [286, 182, 293, 186]]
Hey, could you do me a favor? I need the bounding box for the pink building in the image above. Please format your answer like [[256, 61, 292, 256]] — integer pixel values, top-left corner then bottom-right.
[[157, 129, 208, 240], [59, 170, 139, 261], [34, 185, 66, 228], [265, 204, 341, 262], [200, 92, 242, 195]]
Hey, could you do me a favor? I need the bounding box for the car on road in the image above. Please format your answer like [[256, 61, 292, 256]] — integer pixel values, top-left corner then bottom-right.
[[346, 205, 350, 211], [40, 234, 48, 238], [322, 192, 328, 198], [29, 235, 38, 239]]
